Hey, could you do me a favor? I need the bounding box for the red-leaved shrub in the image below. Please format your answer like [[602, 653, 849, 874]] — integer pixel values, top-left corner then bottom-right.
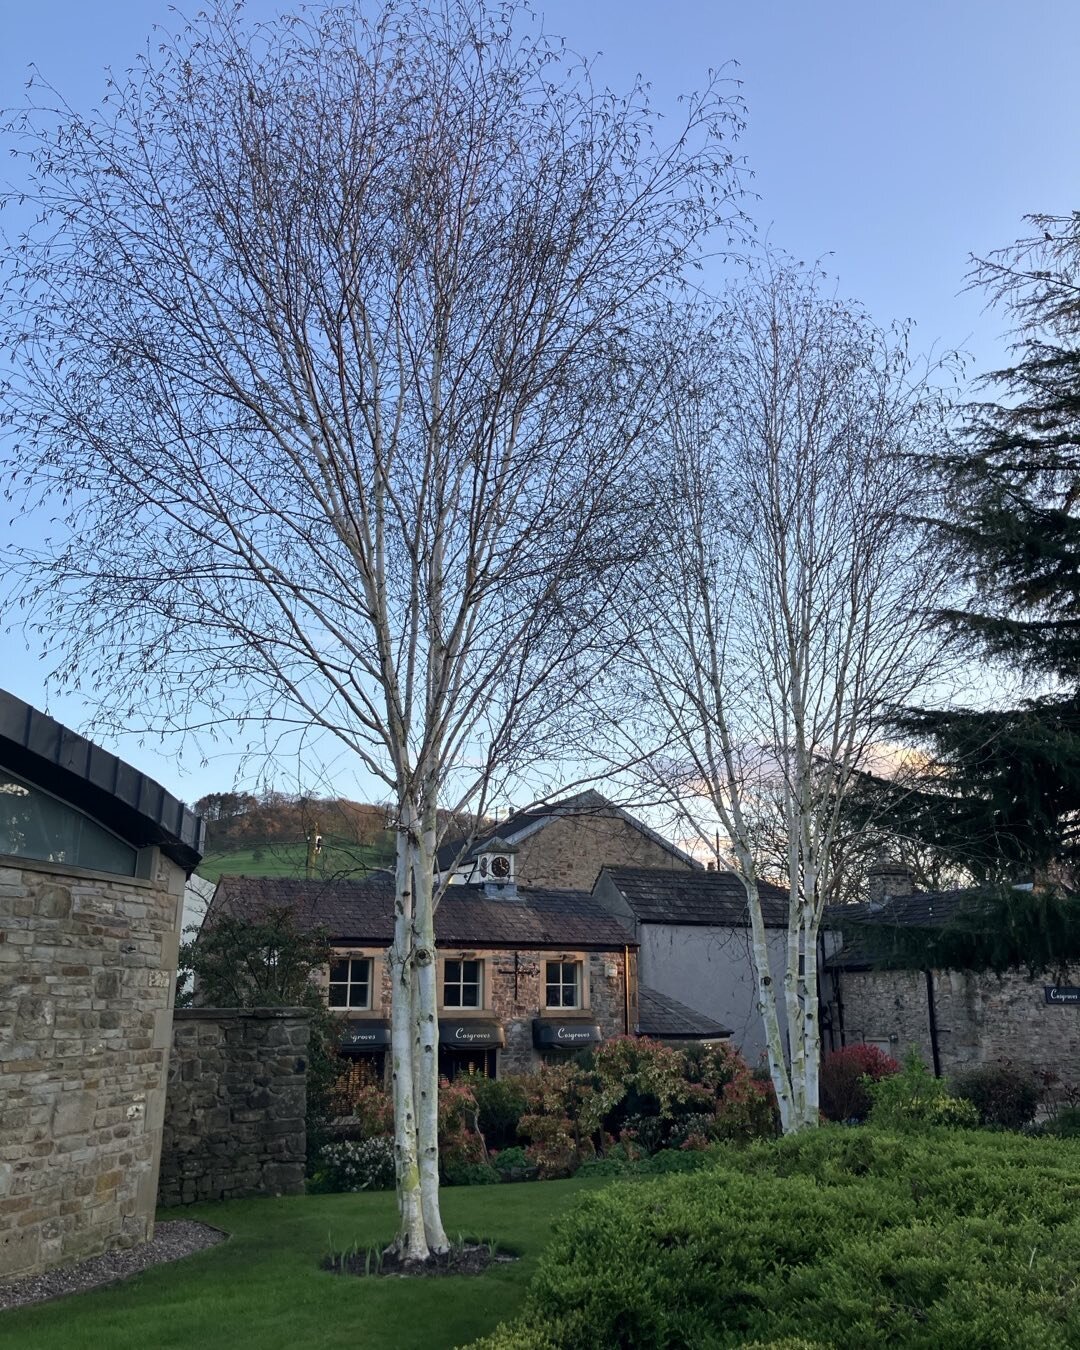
[[820, 1043, 900, 1122]]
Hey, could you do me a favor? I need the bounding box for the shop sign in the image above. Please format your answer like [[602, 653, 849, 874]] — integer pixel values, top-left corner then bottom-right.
[[1045, 987, 1080, 1005], [341, 1021, 392, 1049], [532, 1020, 603, 1048], [438, 1021, 506, 1049]]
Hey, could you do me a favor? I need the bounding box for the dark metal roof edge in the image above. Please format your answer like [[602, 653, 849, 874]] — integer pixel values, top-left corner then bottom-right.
[[0, 689, 204, 871]]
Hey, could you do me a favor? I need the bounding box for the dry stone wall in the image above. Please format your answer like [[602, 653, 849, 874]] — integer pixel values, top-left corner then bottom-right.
[[0, 852, 185, 1281], [158, 1008, 309, 1206]]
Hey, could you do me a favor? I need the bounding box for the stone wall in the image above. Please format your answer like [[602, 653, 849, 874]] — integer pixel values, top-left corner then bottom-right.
[[0, 852, 186, 1281], [834, 965, 1080, 1084], [158, 1008, 310, 1206], [515, 811, 692, 890]]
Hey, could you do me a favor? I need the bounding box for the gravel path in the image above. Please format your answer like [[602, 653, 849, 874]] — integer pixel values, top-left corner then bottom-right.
[[0, 1220, 227, 1312]]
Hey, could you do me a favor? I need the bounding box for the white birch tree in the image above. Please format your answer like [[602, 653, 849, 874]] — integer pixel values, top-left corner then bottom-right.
[[0, 2, 749, 1255], [623, 261, 951, 1131]]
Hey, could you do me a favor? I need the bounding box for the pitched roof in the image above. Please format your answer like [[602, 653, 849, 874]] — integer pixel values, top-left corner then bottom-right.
[[600, 866, 790, 928], [435, 789, 699, 872], [637, 985, 732, 1040], [825, 888, 987, 969], [206, 873, 636, 950]]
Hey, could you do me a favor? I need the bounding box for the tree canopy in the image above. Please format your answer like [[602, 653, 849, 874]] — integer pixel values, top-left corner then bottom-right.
[[864, 213, 1080, 880]]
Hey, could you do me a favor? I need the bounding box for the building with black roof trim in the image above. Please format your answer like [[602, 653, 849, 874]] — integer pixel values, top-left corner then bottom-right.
[[1, 689, 203, 1282]]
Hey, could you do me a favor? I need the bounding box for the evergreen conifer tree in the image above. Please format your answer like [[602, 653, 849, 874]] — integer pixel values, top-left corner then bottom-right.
[[878, 213, 1080, 878]]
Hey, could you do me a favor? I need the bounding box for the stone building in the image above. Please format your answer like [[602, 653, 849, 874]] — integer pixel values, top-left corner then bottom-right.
[[0, 690, 203, 1281], [825, 866, 1080, 1083], [206, 839, 723, 1077], [437, 789, 698, 891], [208, 843, 634, 1077]]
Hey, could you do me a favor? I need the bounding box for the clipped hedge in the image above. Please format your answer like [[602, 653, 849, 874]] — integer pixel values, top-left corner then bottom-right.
[[474, 1128, 1080, 1348]]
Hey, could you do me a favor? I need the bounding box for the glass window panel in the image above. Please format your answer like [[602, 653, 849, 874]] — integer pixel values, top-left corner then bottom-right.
[[546, 961, 580, 1008], [328, 956, 371, 1009], [444, 959, 482, 1009], [0, 770, 137, 876]]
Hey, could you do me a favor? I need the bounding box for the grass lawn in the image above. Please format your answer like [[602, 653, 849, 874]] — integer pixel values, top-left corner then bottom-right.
[[198, 842, 393, 883], [4, 1179, 603, 1350]]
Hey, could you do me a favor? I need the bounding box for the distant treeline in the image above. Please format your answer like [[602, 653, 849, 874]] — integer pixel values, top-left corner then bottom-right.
[[193, 790, 483, 855]]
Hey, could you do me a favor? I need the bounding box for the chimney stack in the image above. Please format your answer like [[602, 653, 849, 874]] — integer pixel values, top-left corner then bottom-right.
[[866, 855, 914, 909]]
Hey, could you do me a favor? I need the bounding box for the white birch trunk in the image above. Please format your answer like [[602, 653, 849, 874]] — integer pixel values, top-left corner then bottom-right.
[[738, 869, 796, 1134], [800, 916, 822, 1127], [389, 809, 428, 1261], [412, 816, 448, 1254]]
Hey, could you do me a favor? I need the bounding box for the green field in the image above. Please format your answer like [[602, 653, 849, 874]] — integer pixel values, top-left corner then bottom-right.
[[4, 1179, 602, 1350], [197, 842, 393, 883]]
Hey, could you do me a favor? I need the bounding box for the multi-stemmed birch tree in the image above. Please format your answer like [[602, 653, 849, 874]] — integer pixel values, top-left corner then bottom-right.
[[624, 261, 951, 1131], [0, 2, 748, 1256]]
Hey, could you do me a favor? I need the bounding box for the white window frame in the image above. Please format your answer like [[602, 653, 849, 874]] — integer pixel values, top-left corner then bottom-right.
[[442, 956, 484, 1010], [544, 958, 584, 1010], [328, 955, 373, 1010]]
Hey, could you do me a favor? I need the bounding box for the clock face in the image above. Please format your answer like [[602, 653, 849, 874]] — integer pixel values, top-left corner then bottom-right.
[[478, 856, 489, 876], [490, 854, 511, 879]]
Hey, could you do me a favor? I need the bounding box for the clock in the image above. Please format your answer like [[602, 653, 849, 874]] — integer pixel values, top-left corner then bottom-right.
[[490, 855, 511, 880]]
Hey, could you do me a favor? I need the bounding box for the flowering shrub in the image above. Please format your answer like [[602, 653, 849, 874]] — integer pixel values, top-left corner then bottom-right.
[[323, 1037, 776, 1185], [820, 1043, 901, 1123], [515, 1062, 597, 1177], [317, 1136, 396, 1192], [512, 1037, 777, 1172]]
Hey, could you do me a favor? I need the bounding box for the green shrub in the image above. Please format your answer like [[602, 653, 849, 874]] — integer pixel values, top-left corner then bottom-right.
[[868, 1050, 979, 1129], [461, 1071, 529, 1149], [1043, 1105, 1080, 1138], [490, 1146, 537, 1182], [473, 1128, 1080, 1348], [442, 1159, 500, 1186], [577, 1146, 720, 1179], [314, 1137, 395, 1192], [951, 1061, 1041, 1130]]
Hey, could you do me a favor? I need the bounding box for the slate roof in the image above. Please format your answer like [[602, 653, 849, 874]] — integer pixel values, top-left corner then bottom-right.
[[206, 873, 636, 950], [825, 888, 987, 969], [637, 985, 732, 1040], [601, 866, 790, 928], [435, 789, 699, 872]]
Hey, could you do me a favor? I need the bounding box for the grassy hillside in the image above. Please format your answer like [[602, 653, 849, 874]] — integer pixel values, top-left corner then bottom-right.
[[197, 841, 393, 884]]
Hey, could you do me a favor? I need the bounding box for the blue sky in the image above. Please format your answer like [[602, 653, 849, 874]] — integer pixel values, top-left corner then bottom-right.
[[1, 1, 1078, 805]]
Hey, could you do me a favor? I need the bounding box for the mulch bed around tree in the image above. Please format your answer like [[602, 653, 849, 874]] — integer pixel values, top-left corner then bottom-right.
[[0, 1220, 228, 1312], [321, 1242, 518, 1279]]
